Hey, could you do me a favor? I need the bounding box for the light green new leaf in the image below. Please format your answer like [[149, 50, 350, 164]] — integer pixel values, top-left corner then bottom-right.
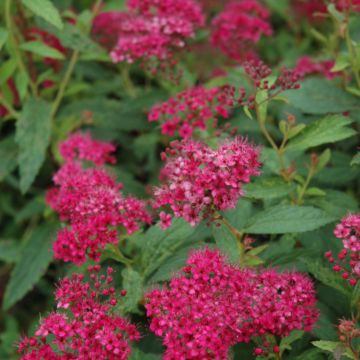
[[119, 269, 143, 314], [0, 59, 17, 85], [286, 115, 356, 151], [15, 98, 52, 193], [312, 340, 354, 359], [22, 0, 63, 29], [244, 205, 335, 234], [3, 224, 57, 310], [20, 41, 65, 60]]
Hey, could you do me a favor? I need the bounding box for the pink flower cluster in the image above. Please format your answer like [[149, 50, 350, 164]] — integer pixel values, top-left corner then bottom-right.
[[18, 266, 140, 360], [337, 0, 360, 12], [148, 86, 236, 138], [325, 213, 360, 286], [146, 248, 319, 359], [210, 0, 272, 61], [294, 56, 339, 80], [47, 133, 151, 264], [153, 138, 261, 227], [93, 0, 204, 67]]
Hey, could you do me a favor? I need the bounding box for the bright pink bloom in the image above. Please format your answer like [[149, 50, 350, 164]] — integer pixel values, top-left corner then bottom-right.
[[148, 86, 236, 139], [295, 56, 339, 80], [211, 0, 272, 61], [153, 138, 261, 226], [47, 134, 151, 264], [146, 249, 318, 359], [291, 0, 327, 23], [326, 213, 360, 285], [59, 132, 116, 165], [18, 267, 140, 360], [93, 0, 204, 67], [337, 0, 360, 12]]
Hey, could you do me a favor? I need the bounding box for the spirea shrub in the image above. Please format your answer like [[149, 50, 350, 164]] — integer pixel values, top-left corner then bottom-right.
[[0, 0, 359, 359]]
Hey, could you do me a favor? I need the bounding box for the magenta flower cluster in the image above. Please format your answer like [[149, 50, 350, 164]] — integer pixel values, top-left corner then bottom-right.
[[148, 86, 236, 138], [93, 0, 204, 67], [46, 133, 151, 265], [325, 213, 360, 286], [146, 248, 319, 359], [18, 266, 140, 360], [153, 138, 261, 227], [210, 0, 272, 61]]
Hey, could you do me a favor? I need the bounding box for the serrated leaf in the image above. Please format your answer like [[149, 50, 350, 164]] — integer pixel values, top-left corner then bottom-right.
[[304, 259, 352, 297], [243, 177, 294, 200], [0, 137, 17, 181], [120, 268, 143, 314], [20, 41, 65, 60], [22, 0, 63, 29], [15, 98, 52, 193], [284, 78, 360, 114], [244, 205, 335, 234], [286, 115, 356, 151], [0, 240, 19, 263], [2, 224, 56, 310], [212, 223, 240, 264], [0, 27, 8, 51]]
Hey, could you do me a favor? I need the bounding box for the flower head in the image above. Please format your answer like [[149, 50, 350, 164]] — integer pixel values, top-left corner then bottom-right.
[[18, 266, 140, 360], [153, 138, 261, 226], [210, 0, 272, 61]]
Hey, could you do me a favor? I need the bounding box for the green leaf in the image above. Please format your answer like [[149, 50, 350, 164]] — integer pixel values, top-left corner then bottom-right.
[[0, 27, 9, 51], [0, 137, 17, 181], [287, 123, 306, 139], [305, 187, 326, 197], [304, 259, 352, 297], [0, 240, 19, 263], [244, 205, 335, 234], [311, 339, 354, 358], [119, 268, 143, 314], [280, 330, 304, 354], [293, 348, 325, 360], [286, 115, 356, 151], [15, 98, 52, 193], [331, 54, 350, 72], [351, 152, 360, 166], [22, 0, 63, 29], [315, 149, 331, 173], [212, 223, 240, 264], [20, 41, 65, 60], [0, 59, 17, 85], [351, 282, 360, 308], [15, 71, 29, 101], [140, 219, 196, 280], [243, 177, 294, 199], [129, 349, 161, 360], [2, 224, 57, 310], [284, 79, 360, 114]]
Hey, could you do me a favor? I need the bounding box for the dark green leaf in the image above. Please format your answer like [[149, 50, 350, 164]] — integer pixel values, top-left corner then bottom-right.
[[0, 240, 19, 263], [244, 205, 335, 234], [284, 79, 360, 114], [0, 27, 8, 51], [0, 137, 17, 181], [120, 268, 143, 314], [3, 224, 57, 310], [22, 0, 63, 29], [15, 98, 52, 193], [304, 259, 352, 297], [211, 223, 240, 263], [243, 177, 294, 199]]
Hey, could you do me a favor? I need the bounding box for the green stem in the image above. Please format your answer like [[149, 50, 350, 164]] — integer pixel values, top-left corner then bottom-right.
[[51, 50, 79, 119], [296, 166, 315, 205], [5, 0, 38, 97]]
